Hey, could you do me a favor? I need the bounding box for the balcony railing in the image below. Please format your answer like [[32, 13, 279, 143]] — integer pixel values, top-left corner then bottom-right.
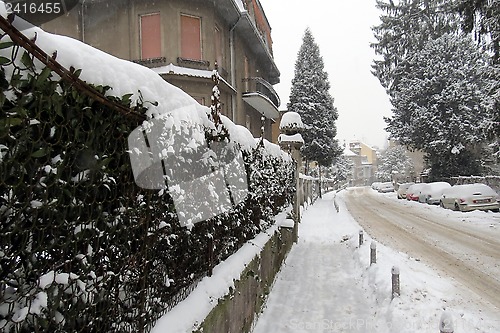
[[132, 57, 167, 68], [242, 77, 280, 108]]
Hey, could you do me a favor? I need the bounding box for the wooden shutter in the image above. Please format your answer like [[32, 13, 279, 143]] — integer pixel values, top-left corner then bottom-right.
[[181, 15, 202, 60], [140, 13, 161, 59]]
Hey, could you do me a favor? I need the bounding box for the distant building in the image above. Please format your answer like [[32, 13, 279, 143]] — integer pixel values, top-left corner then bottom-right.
[[41, 0, 280, 141], [344, 140, 378, 186]]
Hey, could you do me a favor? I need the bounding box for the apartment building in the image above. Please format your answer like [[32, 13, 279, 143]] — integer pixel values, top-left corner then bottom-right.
[[344, 140, 378, 186], [42, 0, 280, 140]]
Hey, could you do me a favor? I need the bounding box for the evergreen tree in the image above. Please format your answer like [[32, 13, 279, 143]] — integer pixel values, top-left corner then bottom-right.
[[385, 33, 494, 179], [454, 0, 500, 64], [330, 155, 354, 183], [371, 0, 459, 93], [287, 28, 341, 169], [376, 146, 414, 181]]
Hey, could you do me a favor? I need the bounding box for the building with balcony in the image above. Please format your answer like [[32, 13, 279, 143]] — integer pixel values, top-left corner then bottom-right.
[[42, 0, 280, 140]]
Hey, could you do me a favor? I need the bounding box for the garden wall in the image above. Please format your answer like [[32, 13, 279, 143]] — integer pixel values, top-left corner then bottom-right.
[[197, 226, 293, 333]]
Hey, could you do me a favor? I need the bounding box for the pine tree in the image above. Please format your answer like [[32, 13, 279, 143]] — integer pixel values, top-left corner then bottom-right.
[[454, 0, 500, 64], [371, 0, 459, 93], [287, 28, 341, 170]]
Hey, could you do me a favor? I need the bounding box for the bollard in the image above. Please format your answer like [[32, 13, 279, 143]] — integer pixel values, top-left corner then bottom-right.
[[391, 266, 400, 298], [359, 230, 364, 247], [370, 242, 376, 265], [439, 311, 454, 333]]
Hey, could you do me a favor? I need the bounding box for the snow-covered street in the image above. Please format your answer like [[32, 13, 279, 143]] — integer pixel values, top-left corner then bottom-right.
[[251, 190, 500, 333]]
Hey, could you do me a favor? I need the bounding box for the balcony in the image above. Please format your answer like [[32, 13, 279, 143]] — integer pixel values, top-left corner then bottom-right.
[[242, 77, 280, 120]]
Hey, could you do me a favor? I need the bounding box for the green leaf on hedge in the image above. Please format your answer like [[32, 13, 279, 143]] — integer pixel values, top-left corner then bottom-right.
[[0, 117, 23, 128], [31, 148, 48, 158], [0, 56, 10, 65], [37, 67, 52, 85], [0, 41, 14, 49], [21, 51, 34, 68]]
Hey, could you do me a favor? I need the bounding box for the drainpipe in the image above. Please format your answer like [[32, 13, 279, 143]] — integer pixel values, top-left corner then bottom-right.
[[229, 15, 242, 123], [81, 0, 86, 43]]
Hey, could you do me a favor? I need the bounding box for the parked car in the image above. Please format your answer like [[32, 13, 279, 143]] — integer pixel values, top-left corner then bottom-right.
[[440, 183, 500, 212], [377, 182, 394, 193], [396, 182, 415, 199], [406, 183, 428, 201], [418, 182, 451, 204], [371, 182, 382, 191]]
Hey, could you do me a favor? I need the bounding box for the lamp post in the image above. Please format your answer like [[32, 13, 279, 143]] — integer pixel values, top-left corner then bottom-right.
[[278, 112, 304, 243]]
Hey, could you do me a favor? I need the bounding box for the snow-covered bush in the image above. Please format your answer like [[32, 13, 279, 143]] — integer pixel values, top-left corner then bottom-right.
[[0, 19, 294, 332]]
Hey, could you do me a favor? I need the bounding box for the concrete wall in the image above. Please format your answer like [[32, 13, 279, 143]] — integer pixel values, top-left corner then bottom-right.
[[196, 227, 293, 333]]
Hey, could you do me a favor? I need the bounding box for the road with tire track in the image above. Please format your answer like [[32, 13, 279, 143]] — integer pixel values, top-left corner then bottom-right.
[[343, 186, 500, 310]]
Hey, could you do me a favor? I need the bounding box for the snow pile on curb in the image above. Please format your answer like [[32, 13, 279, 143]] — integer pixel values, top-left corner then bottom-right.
[[336, 190, 499, 333]]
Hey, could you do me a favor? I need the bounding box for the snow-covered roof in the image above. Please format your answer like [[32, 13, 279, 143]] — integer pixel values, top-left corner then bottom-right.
[[153, 63, 236, 92], [343, 145, 357, 157], [279, 111, 304, 131]]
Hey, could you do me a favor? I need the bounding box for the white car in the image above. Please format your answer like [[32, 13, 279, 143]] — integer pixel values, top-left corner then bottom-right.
[[396, 182, 415, 199], [377, 182, 394, 193], [440, 183, 500, 212], [418, 182, 451, 204]]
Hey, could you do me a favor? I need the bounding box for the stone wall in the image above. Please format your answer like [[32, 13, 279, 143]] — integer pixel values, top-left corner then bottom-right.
[[197, 227, 294, 333]]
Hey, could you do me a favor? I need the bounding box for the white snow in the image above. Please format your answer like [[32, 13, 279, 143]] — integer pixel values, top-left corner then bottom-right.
[[153, 63, 235, 92], [278, 133, 304, 144], [251, 190, 500, 333], [279, 111, 304, 130]]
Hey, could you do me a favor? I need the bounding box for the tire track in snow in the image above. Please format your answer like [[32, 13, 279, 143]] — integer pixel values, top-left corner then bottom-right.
[[344, 187, 500, 310]]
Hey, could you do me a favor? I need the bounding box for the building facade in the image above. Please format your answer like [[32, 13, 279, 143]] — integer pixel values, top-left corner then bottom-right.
[[42, 0, 280, 140], [344, 140, 378, 186]]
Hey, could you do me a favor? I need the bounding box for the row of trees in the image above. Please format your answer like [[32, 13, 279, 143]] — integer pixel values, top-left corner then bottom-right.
[[372, 0, 499, 180]]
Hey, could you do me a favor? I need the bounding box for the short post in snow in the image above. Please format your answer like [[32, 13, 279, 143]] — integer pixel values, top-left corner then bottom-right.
[[370, 242, 376, 265], [359, 230, 364, 247], [391, 266, 400, 299], [439, 311, 454, 333]]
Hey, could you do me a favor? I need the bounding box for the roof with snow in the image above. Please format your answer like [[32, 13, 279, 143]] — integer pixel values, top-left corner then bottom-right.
[[279, 112, 304, 132]]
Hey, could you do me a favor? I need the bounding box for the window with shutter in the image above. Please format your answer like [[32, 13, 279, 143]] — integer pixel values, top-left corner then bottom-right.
[[181, 14, 202, 60], [140, 13, 161, 59]]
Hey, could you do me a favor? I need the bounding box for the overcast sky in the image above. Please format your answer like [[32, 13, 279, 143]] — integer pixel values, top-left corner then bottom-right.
[[259, 0, 393, 149]]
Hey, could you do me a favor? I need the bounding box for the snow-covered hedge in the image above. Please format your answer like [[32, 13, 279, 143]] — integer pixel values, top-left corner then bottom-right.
[[0, 12, 294, 332]]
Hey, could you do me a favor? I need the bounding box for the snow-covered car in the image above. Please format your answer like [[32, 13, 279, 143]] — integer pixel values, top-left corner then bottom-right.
[[406, 183, 427, 201], [377, 182, 394, 193], [396, 182, 415, 199], [418, 182, 451, 204], [440, 184, 500, 212], [371, 182, 382, 191]]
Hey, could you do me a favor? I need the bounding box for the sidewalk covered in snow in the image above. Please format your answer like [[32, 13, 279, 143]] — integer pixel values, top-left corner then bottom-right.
[[251, 190, 499, 333]]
